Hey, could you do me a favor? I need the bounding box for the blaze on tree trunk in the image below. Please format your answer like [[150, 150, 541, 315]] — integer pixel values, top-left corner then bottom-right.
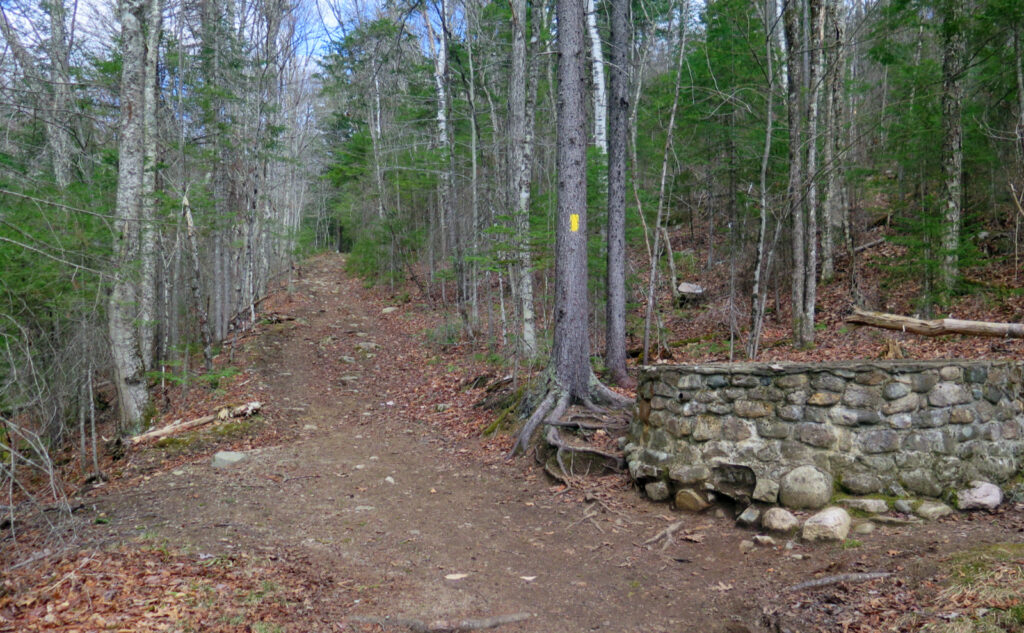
[[511, 0, 628, 456], [553, 0, 591, 401]]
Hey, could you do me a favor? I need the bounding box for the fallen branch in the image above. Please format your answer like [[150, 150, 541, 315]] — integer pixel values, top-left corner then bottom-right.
[[131, 402, 262, 444], [642, 520, 684, 548], [641, 520, 706, 550], [853, 238, 884, 253], [846, 308, 1024, 339], [348, 612, 533, 632], [784, 572, 892, 593]]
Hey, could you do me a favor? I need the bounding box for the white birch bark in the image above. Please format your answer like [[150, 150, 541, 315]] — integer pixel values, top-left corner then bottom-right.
[[509, 0, 538, 357], [109, 0, 150, 429], [586, 0, 607, 154], [139, 0, 161, 370]]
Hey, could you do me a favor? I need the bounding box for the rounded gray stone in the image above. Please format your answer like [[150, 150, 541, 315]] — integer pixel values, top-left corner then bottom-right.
[[674, 488, 711, 512], [893, 500, 914, 514], [957, 481, 1003, 511], [802, 507, 851, 542], [852, 521, 876, 535], [840, 498, 889, 514], [914, 500, 953, 520], [645, 480, 671, 501], [736, 506, 761, 527], [779, 465, 834, 510], [212, 451, 247, 468], [762, 507, 800, 533]]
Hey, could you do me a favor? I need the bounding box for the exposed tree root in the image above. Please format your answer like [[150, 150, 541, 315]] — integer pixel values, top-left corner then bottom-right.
[[349, 612, 533, 632], [545, 426, 624, 469], [546, 412, 628, 430], [508, 371, 632, 459]]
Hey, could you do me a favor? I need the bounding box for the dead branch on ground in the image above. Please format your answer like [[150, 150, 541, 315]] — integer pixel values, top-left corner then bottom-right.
[[348, 612, 533, 632], [784, 572, 893, 593], [641, 521, 706, 550], [130, 401, 262, 444]]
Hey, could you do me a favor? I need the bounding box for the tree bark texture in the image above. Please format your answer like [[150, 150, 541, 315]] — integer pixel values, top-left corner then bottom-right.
[[139, 0, 162, 371], [939, 0, 965, 294], [605, 0, 630, 385], [509, 0, 538, 357], [783, 0, 806, 346], [109, 0, 150, 429], [586, 0, 608, 154], [553, 0, 591, 399], [820, 0, 845, 284], [801, 0, 824, 345]]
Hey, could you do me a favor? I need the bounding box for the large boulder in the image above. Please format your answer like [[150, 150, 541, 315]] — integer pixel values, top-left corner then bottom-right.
[[802, 507, 851, 542], [779, 466, 833, 510]]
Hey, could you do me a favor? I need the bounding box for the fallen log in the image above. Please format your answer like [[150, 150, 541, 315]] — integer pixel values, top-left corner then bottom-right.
[[846, 308, 1024, 339], [131, 401, 262, 445]]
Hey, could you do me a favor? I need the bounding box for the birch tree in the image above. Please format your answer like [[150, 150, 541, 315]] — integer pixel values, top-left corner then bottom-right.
[[509, 0, 539, 357], [586, 0, 607, 154], [109, 0, 150, 428]]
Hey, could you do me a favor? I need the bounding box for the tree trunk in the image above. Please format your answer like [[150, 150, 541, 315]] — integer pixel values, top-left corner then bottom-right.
[[820, 0, 844, 285], [509, 0, 539, 357], [46, 0, 74, 188], [0, 3, 74, 187], [783, 0, 806, 347], [586, 0, 608, 154], [605, 0, 630, 386], [139, 0, 161, 371], [939, 0, 965, 295], [109, 0, 150, 430], [553, 0, 591, 399], [801, 0, 824, 345], [747, 0, 779, 360], [184, 199, 215, 372]]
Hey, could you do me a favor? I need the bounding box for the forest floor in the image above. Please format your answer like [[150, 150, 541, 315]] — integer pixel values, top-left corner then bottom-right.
[[4, 252, 1024, 633]]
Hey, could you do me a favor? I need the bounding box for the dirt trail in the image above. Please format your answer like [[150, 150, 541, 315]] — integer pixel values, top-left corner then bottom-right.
[[83, 255, 1024, 633]]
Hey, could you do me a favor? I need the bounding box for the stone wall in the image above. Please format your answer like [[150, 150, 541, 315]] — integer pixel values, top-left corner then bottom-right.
[[624, 361, 1024, 505]]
